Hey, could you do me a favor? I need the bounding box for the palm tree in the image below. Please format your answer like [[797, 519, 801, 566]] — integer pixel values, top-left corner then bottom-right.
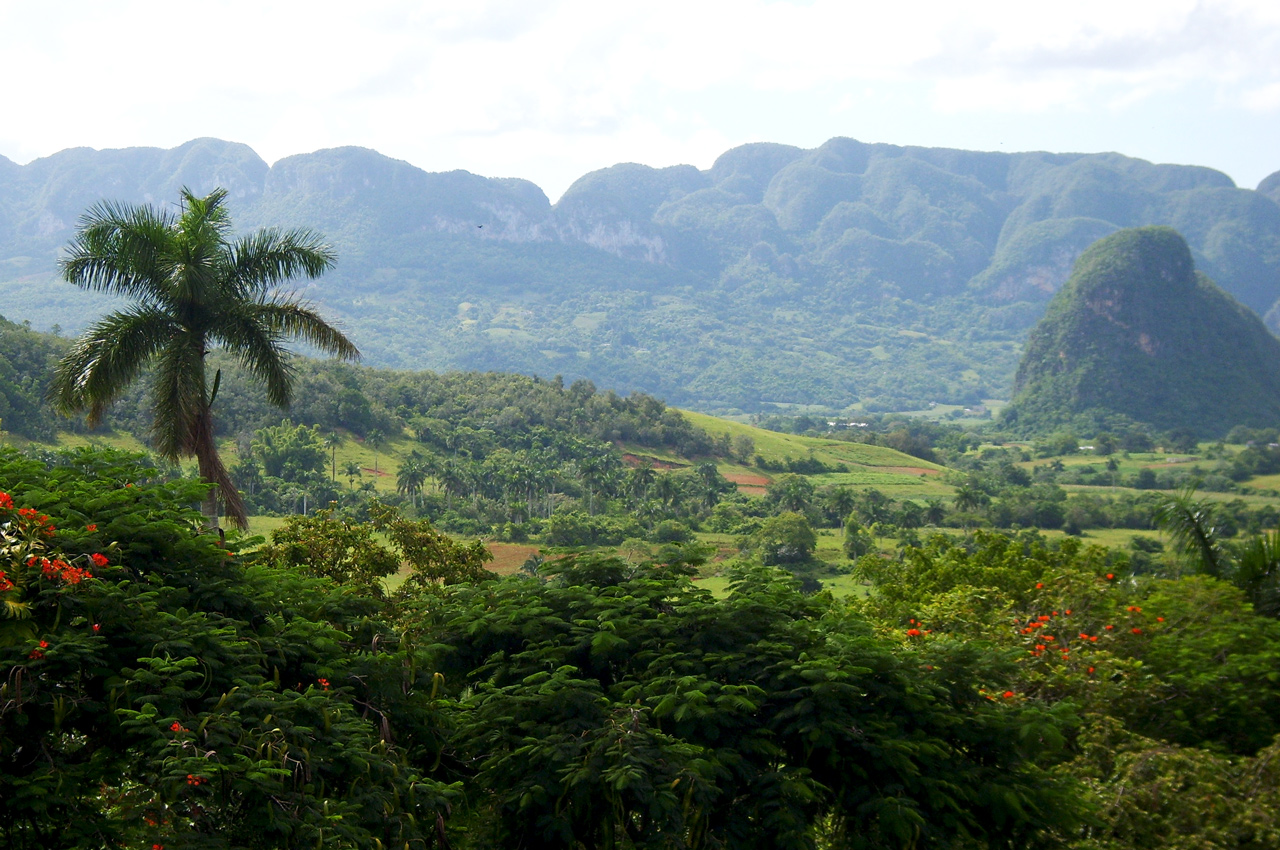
[[397, 451, 428, 510], [366, 428, 385, 476], [48, 188, 358, 529], [324, 432, 340, 481], [343, 461, 363, 491]]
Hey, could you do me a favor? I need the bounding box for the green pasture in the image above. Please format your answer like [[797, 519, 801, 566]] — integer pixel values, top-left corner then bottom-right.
[[679, 410, 943, 471]]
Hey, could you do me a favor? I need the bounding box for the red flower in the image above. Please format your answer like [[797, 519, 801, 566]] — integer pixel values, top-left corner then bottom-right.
[[1035, 583, 1043, 589], [1105, 625, 1114, 630], [1065, 609, 1072, 614], [90, 553, 109, 568], [170, 722, 185, 733], [1127, 605, 1141, 612], [0, 572, 12, 593], [0, 492, 12, 510], [905, 629, 921, 637], [1038, 615, 1050, 622], [1088, 666, 1095, 674], [1002, 691, 1014, 699], [1052, 611, 1059, 616], [318, 677, 332, 690], [92, 623, 101, 632], [1105, 573, 1114, 580], [86, 524, 97, 532], [1156, 616, 1164, 622], [1131, 627, 1142, 634], [1090, 636, 1098, 642]]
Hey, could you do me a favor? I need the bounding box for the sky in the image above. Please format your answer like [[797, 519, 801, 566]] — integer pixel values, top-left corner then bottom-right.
[[2, 0, 1280, 201]]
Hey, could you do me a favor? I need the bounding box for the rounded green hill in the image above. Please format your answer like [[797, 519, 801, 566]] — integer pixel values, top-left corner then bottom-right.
[[1003, 226, 1280, 437]]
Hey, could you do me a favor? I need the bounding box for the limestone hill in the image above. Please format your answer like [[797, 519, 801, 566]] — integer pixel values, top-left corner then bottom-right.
[[1003, 227, 1280, 437]]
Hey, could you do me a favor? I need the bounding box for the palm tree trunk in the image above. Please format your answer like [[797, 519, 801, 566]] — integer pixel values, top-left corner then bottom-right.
[[192, 407, 248, 530]]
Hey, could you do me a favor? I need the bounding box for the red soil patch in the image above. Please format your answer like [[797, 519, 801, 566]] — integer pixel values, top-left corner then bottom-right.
[[485, 543, 542, 576], [724, 472, 771, 487], [621, 453, 686, 470], [361, 467, 390, 477], [710, 544, 738, 563]]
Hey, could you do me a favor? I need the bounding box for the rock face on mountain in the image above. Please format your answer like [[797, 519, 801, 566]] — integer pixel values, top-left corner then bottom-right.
[[3, 138, 1280, 412], [1003, 227, 1280, 437]]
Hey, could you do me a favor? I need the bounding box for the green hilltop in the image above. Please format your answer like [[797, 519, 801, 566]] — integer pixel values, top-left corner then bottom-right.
[[1003, 226, 1280, 437]]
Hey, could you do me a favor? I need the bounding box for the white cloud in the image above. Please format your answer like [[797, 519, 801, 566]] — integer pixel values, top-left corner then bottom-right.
[[2, 0, 1280, 195]]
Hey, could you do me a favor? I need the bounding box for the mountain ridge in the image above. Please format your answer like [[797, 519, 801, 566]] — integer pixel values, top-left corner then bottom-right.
[[2, 137, 1279, 414]]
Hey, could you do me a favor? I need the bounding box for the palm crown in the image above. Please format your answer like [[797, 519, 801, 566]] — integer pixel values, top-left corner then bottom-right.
[[49, 188, 359, 528]]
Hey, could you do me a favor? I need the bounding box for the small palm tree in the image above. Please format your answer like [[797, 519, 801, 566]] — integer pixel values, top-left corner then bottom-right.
[[366, 429, 386, 476], [343, 461, 363, 491], [397, 452, 428, 510], [324, 432, 340, 481], [48, 188, 359, 528]]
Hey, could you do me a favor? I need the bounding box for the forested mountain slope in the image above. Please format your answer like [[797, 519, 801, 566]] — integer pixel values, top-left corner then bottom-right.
[[1003, 227, 1280, 437], [3, 137, 1279, 412]]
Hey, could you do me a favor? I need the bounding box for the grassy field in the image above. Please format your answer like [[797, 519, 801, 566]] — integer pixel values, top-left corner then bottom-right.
[[677, 409, 949, 497], [679, 410, 943, 471]]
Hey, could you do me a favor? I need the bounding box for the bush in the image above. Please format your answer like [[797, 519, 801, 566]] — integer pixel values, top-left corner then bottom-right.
[[651, 519, 694, 544], [0, 447, 452, 849], [743, 512, 817, 566]]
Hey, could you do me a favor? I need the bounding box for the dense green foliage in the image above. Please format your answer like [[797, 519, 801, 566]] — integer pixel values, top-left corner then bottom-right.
[[0, 314, 65, 440], [853, 531, 1280, 847], [1, 447, 1103, 848], [1004, 227, 1280, 437], [0, 447, 454, 848], [9, 448, 1280, 847], [4, 138, 1280, 411]]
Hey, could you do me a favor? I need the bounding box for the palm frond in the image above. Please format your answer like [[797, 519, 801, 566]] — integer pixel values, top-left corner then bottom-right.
[[1233, 531, 1280, 616], [46, 307, 176, 424], [179, 187, 233, 238], [170, 189, 237, 309], [60, 199, 176, 301], [250, 296, 361, 361], [210, 303, 295, 408], [227, 228, 337, 296], [1153, 484, 1227, 577], [150, 334, 208, 460]]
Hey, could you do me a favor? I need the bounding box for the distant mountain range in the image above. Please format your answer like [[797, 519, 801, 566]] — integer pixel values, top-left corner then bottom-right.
[[2, 137, 1279, 414]]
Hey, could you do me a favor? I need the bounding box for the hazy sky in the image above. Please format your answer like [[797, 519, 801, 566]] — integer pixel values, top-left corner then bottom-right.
[[3, 0, 1279, 200]]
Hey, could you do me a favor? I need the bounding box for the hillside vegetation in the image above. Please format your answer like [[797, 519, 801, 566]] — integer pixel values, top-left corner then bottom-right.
[[4, 137, 1280, 411], [1004, 227, 1280, 437]]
